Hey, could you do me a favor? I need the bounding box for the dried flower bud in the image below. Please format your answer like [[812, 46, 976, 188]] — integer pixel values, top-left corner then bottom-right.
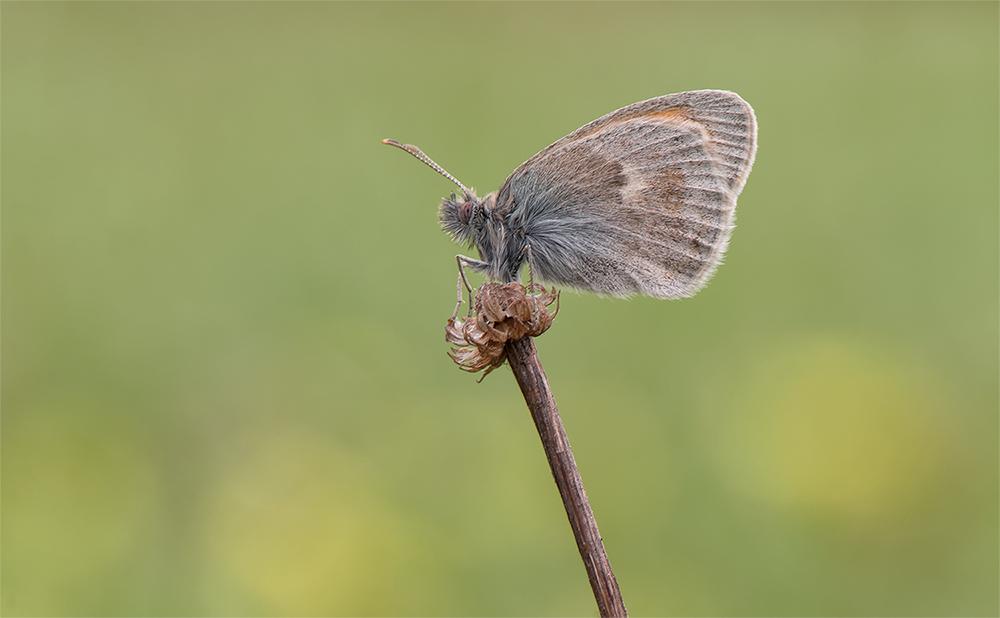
[[445, 282, 559, 378]]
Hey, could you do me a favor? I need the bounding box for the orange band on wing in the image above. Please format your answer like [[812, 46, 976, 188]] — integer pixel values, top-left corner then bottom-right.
[[573, 106, 692, 141]]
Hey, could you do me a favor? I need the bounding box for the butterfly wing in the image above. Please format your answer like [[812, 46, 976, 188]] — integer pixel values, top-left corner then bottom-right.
[[495, 90, 757, 299]]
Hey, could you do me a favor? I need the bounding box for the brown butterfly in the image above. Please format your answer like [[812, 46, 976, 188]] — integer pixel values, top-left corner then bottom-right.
[[385, 89, 757, 299]]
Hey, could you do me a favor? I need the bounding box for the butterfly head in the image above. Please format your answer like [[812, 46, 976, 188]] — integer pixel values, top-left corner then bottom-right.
[[440, 190, 496, 246]]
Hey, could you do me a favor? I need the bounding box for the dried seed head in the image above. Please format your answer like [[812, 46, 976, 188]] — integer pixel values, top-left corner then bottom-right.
[[445, 282, 559, 378]]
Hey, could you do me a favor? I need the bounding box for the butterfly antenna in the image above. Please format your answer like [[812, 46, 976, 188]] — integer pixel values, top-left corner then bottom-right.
[[382, 139, 474, 199]]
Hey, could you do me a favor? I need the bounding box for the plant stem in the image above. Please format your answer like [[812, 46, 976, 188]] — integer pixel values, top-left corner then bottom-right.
[[504, 335, 627, 618]]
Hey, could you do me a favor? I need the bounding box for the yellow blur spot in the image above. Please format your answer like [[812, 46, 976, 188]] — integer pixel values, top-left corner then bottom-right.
[[717, 336, 945, 523], [202, 426, 429, 615], [2, 403, 160, 615]]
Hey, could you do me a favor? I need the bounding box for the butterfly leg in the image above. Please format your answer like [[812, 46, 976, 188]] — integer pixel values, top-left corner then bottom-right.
[[523, 242, 546, 316], [452, 273, 465, 321], [524, 242, 537, 293], [455, 254, 489, 319]]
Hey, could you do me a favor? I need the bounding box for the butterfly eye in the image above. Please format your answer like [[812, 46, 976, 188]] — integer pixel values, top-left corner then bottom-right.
[[459, 201, 474, 225]]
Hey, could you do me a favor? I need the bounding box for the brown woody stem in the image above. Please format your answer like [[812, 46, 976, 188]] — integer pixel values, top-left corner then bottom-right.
[[504, 335, 628, 617]]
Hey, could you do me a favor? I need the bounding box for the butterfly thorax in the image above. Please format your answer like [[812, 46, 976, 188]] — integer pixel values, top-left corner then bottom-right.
[[440, 190, 526, 283]]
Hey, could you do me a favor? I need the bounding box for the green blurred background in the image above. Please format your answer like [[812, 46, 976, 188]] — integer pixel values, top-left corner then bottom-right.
[[2, 2, 997, 616]]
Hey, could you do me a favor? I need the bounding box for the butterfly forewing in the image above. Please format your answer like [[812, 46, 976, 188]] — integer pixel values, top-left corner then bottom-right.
[[496, 90, 756, 299], [556, 90, 757, 194]]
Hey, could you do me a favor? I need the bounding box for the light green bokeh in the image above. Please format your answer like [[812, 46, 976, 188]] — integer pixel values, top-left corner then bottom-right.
[[2, 2, 997, 616]]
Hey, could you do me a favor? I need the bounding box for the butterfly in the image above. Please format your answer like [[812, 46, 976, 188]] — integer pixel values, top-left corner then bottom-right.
[[385, 89, 757, 299]]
